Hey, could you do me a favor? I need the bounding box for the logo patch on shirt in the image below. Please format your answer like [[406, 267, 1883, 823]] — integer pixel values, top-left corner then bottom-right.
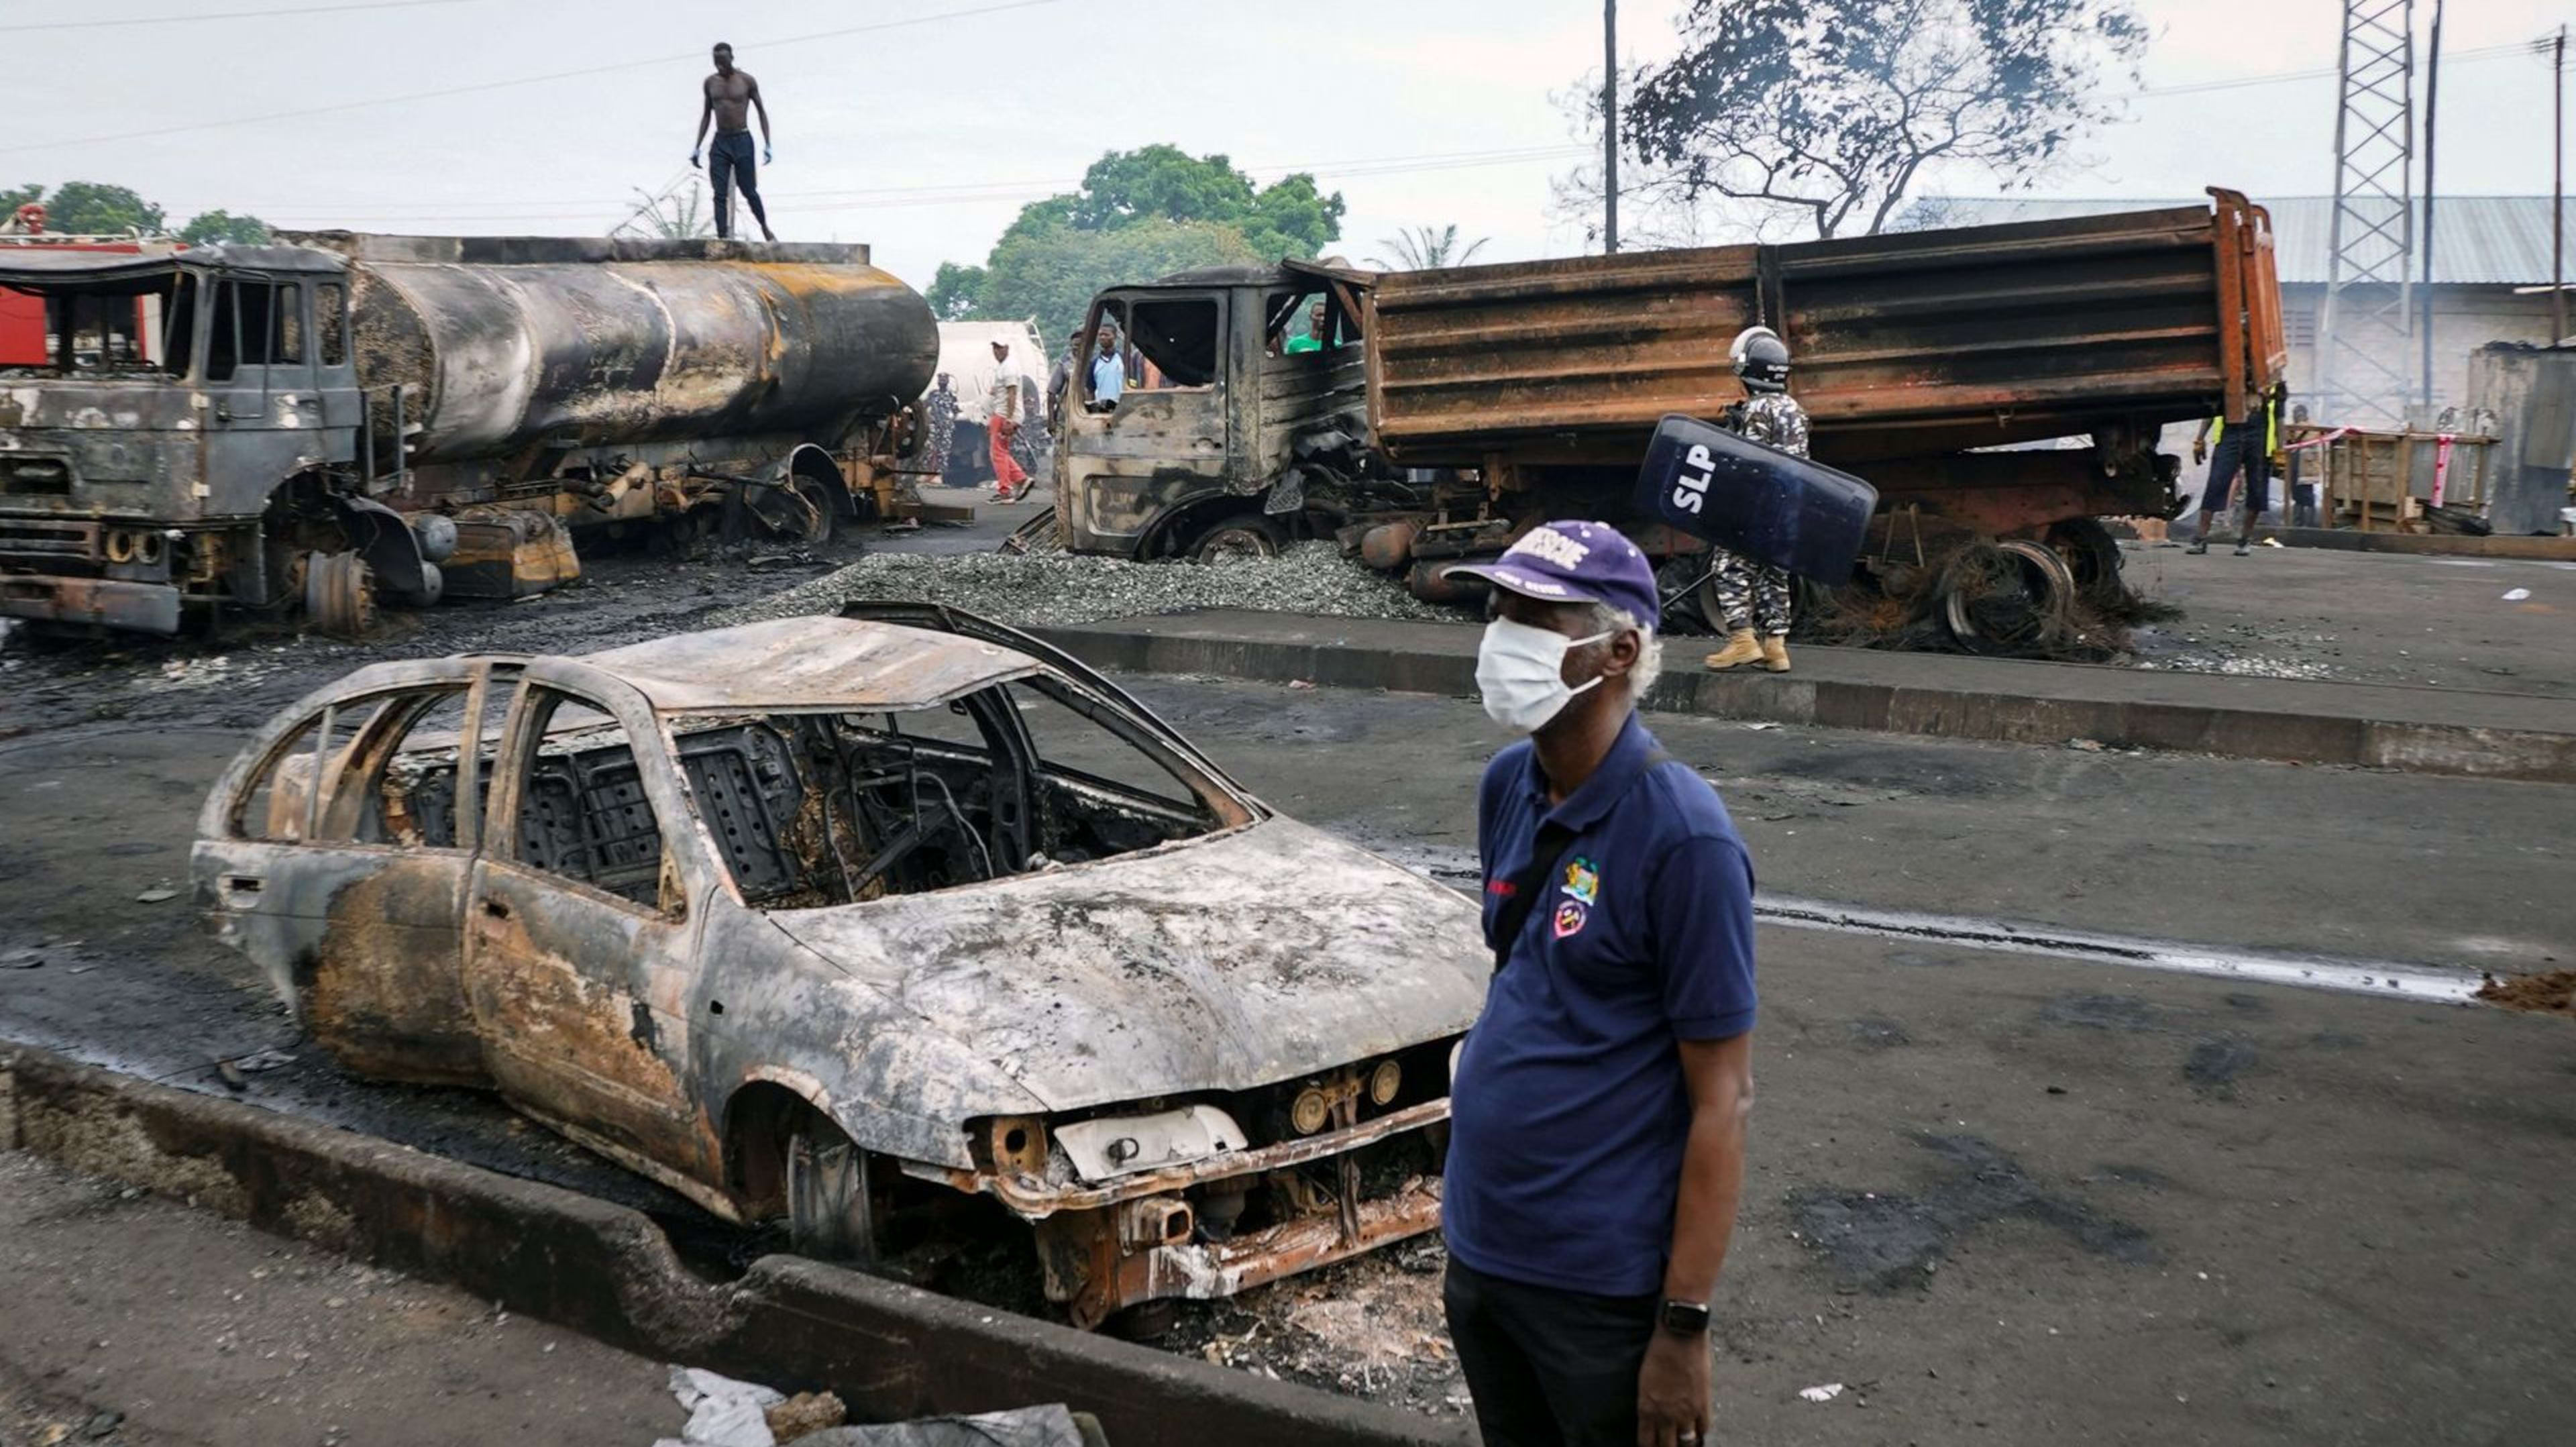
[[1552, 901, 1589, 939], [1561, 856, 1600, 906]]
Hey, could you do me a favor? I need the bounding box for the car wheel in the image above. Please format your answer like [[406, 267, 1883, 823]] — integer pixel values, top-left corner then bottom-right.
[[1187, 515, 1283, 565], [785, 1112, 877, 1264]]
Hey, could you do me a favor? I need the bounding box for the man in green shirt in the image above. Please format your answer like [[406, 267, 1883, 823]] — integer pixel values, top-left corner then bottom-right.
[[1283, 299, 1329, 355]]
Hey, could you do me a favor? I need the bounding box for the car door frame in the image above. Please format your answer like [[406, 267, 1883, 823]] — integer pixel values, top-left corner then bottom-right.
[[191, 657, 504, 1085], [462, 659, 727, 1199]]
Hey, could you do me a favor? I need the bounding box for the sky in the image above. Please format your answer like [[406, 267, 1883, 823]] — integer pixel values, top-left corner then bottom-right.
[[2, 0, 2567, 290]]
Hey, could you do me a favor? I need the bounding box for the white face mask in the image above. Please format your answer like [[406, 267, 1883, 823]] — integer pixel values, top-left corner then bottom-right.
[[1476, 618, 1613, 733]]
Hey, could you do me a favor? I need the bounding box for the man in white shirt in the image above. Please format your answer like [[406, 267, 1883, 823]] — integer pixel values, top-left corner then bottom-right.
[[986, 339, 1030, 502]]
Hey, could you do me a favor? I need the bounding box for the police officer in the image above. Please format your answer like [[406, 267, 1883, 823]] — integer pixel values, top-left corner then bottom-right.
[[1703, 327, 1804, 674]]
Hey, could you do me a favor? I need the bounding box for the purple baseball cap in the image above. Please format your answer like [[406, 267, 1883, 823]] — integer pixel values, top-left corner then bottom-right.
[[1444, 520, 1660, 629]]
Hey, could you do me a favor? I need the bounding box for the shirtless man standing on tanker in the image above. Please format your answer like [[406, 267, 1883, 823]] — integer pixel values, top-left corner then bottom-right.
[[690, 42, 776, 242]]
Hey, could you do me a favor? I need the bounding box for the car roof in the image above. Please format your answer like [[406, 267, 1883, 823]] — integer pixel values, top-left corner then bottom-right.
[[576, 616, 1040, 713]]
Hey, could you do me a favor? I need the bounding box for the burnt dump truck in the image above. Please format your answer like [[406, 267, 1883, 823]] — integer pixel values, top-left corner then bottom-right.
[[0, 233, 938, 637], [1046, 189, 2284, 635]]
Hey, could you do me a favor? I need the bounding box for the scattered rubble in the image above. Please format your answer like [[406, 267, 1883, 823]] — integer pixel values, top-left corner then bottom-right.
[[2475, 970, 2576, 1014], [1166, 1242, 1469, 1415], [714, 543, 1458, 631], [765, 1393, 849, 1442]]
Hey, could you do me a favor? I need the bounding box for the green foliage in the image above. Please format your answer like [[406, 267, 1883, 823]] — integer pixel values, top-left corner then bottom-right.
[[1368, 224, 1491, 271], [178, 211, 272, 246], [38, 182, 166, 237], [926, 262, 989, 321], [982, 219, 1260, 350], [938, 146, 1346, 343], [1238, 172, 1346, 260], [1065, 144, 1258, 233], [1, 182, 41, 216]]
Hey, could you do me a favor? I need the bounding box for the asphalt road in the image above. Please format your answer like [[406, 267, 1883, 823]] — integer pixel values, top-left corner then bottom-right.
[[2, 524, 2571, 1442], [0, 1152, 680, 1447]]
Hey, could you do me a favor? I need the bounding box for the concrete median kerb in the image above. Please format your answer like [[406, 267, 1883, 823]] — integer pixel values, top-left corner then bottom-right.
[[0, 1045, 1468, 1447], [1038, 612, 2576, 784]]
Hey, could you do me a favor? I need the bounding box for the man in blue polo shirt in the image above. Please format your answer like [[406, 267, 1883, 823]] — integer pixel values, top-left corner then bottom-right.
[[1442, 521, 1759, 1447], [1087, 323, 1125, 409]]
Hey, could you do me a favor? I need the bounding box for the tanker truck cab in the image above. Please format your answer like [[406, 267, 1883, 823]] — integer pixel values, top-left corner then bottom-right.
[[0, 243, 367, 635], [1057, 262, 1377, 563]]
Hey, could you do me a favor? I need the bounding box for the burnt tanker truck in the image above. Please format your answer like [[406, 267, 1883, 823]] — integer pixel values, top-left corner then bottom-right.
[[0, 233, 938, 636]]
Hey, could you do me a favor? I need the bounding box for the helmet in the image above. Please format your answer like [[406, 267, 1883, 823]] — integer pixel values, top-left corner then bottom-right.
[[1729, 325, 1791, 393]]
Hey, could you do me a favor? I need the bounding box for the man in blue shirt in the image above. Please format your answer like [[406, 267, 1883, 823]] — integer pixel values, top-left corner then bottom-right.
[[1087, 324, 1125, 409], [1442, 521, 1759, 1447]]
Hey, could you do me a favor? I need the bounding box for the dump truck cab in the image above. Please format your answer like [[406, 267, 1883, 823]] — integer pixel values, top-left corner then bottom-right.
[[0, 243, 362, 633], [1055, 263, 1386, 563]]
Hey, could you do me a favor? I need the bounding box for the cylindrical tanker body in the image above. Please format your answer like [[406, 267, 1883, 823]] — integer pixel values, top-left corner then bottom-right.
[[297, 233, 938, 466]]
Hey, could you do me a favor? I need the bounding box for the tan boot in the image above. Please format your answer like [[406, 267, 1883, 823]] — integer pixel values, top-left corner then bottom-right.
[[1760, 634, 1792, 673], [1705, 628, 1763, 670]]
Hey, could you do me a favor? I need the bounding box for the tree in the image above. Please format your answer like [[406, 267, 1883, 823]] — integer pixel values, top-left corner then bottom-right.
[[934, 146, 1346, 343], [1044, 146, 1344, 260], [1612, 0, 2147, 241], [39, 181, 166, 237], [1369, 224, 1492, 271], [926, 262, 989, 321], [1, 182, 40, 217], [981, 218, 1261, 349], [178, 210, 271, 246]]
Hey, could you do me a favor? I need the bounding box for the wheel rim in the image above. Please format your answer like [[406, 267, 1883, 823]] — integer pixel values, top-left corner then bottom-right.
[[1940, 540, 2072, 653], [1193, 523, 1279, 565], [302, 550, 376, 638]]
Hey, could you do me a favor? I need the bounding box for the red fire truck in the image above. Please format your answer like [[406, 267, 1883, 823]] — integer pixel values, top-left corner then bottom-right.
[[0, 232, 182, 367]]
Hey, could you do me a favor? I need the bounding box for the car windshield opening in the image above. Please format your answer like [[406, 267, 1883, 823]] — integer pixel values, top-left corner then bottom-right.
[[667, 677, 1232, 910]]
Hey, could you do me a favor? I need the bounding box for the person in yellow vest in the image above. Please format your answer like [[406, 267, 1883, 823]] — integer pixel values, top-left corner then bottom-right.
[[2187, 385, 2282, 555]]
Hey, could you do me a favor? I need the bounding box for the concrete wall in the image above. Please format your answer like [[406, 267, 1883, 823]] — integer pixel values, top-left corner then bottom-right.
[[2282, 284, 2563, 416], [2469, 344, 2576, 535]]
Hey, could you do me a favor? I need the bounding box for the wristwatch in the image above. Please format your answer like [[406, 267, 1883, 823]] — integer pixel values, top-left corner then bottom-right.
[[1658, 1297, 1712, 1336]]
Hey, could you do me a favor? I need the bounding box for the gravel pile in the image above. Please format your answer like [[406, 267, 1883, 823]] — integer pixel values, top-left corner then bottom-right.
[[712, 541, 1464, 630]]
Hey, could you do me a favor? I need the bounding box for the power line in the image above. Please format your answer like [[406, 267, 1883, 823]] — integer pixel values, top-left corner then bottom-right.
[[2137, 38, 2538, 97], [0, 0, 466, 33], [246, 144, 1598, 223], [0, 0, 1070, 158]]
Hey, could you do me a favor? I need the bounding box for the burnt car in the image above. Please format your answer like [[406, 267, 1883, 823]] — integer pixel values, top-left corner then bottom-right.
[[191, 604, 1486, 1327]]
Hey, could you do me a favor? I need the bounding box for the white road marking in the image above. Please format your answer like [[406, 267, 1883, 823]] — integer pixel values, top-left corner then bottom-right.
[[1758, 895, 2488, 1006]]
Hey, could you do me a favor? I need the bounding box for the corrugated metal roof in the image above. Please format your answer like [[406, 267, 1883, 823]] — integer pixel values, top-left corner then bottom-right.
[[1915, 197, 2575, 287]]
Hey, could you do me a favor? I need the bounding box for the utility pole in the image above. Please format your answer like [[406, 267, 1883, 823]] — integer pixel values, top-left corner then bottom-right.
[[1603, 0, 1620, 255], [2555, 25, 2567, 346], [2420, 0, 2441, 409], [2318, 0, 2416, 426]]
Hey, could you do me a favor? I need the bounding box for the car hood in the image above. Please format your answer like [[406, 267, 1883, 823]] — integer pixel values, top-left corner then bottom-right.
[[765, 818, 1489, 1113]]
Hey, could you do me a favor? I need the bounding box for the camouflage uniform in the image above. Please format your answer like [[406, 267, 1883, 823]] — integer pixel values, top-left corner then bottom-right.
[[920, 382, 958, 482], [1709, 391, 1807, 636]]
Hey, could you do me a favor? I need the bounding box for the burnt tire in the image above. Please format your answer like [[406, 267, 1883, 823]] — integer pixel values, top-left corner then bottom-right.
[[1939, 539, 2074, 655], [2047, 517, 2126, 606], [1185, 515, 1283, 565], [785, 1113, 879, 1265]]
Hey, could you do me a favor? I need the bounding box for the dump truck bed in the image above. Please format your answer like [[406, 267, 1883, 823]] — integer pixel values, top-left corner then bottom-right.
[[1355, 190, 2284, 468]]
